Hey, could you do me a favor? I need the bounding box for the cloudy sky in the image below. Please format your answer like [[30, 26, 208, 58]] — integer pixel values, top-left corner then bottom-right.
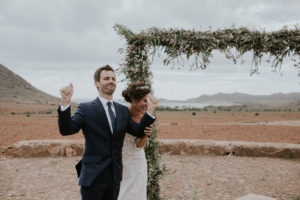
[[1, 0, 299, 101]]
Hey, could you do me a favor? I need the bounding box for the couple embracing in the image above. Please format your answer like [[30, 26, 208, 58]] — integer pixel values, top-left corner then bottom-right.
[[58, 65, 158, 200]]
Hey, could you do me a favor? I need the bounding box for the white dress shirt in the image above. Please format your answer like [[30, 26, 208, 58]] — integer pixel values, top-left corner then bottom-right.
[[98, 96, 116, 134]]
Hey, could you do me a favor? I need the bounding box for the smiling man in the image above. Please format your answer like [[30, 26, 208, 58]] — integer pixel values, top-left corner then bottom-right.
[[57, 65, 158, 200]]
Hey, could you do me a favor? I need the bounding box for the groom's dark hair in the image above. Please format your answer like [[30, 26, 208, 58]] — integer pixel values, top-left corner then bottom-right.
[[94, 65, 114, 82]]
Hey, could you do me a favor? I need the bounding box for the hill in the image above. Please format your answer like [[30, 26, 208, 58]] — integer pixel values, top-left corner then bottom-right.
[[0, 64, 60, 104], [185, 92, 300, 106], [158, 92, 300, 111]]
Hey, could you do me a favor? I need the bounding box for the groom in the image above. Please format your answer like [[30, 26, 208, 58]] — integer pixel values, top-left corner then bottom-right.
[[58, 65, 157, 200]]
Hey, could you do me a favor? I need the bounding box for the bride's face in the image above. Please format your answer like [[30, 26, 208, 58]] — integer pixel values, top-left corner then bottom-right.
[[133, 94, 149, 112]]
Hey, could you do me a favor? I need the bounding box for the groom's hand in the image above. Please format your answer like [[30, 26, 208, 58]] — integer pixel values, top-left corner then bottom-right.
[[146, 94, 158, 115], [60, 83, 73, 107]]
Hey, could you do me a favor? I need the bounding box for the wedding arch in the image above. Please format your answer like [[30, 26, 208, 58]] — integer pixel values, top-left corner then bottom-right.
[[114, 24, 300, 200]]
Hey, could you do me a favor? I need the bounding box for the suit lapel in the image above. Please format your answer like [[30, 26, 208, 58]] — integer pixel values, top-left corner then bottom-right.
[[113, 102, 122, 136], [92, 97, 112, 135]]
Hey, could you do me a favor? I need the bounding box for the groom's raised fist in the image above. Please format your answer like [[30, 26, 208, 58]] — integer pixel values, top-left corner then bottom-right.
[[60, 83, 73, 106]]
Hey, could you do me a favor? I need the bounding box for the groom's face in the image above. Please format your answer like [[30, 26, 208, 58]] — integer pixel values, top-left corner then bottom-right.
[[95, 70, 116, 95]]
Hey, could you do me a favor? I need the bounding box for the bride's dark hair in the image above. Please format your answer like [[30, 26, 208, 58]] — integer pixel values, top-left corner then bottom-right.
[[122, 81, 151, 103]]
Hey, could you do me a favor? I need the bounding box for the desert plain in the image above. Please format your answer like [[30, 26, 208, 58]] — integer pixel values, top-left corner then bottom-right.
[[1, 102, 300, 147], [1, 102, 300, 200]]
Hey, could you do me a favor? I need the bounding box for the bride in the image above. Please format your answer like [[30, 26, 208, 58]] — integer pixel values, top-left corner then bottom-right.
[[118, 81, 153, 200]]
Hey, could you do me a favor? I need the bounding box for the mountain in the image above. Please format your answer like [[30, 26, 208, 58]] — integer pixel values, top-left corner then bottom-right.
[[158, 92, 300, 107], [1, 63, 299, 106], [158, 98, 185, 103], [0, 64, 60, 104], [186, 92, 300, 106]]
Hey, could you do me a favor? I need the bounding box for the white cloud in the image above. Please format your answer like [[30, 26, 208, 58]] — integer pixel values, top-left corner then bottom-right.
[[1, 0, 299, 100]]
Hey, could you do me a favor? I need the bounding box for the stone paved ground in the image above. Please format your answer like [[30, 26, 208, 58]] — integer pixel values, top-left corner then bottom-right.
[[0, 155, 300, 200]]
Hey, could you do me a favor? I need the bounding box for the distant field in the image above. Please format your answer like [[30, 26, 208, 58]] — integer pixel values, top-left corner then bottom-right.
[[156, 111, 300, 144], [0, 102, 300, 146]]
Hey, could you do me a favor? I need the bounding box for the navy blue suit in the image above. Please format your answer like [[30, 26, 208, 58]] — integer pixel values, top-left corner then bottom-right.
[[58, 97, 155, 199]]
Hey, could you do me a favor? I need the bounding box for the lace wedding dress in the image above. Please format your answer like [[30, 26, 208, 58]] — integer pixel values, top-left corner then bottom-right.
[[118, 133, 147, 200]]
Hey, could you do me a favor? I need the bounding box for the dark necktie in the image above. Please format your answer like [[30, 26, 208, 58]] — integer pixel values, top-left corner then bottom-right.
[[107, 102, 116, 133]]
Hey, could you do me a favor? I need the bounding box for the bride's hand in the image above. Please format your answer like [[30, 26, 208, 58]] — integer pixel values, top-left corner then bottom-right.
[[146, 94, 158, 115], [144, 125, 153, 136]]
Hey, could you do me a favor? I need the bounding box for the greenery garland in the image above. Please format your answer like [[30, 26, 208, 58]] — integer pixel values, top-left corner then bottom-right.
[[115, 24, 300, 75], [114, 24, 300, 199]]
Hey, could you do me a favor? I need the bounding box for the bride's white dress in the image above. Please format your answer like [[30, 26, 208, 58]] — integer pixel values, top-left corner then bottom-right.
[[118, 133, 147, 200]]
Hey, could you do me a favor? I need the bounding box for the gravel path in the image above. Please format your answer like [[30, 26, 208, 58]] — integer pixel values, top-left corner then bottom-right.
[[160, 155, 300, 200], [1, 156, 300, 200]]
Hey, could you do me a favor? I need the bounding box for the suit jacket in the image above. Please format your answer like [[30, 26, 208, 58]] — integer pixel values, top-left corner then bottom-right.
[[57, 97, 155, 187]]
